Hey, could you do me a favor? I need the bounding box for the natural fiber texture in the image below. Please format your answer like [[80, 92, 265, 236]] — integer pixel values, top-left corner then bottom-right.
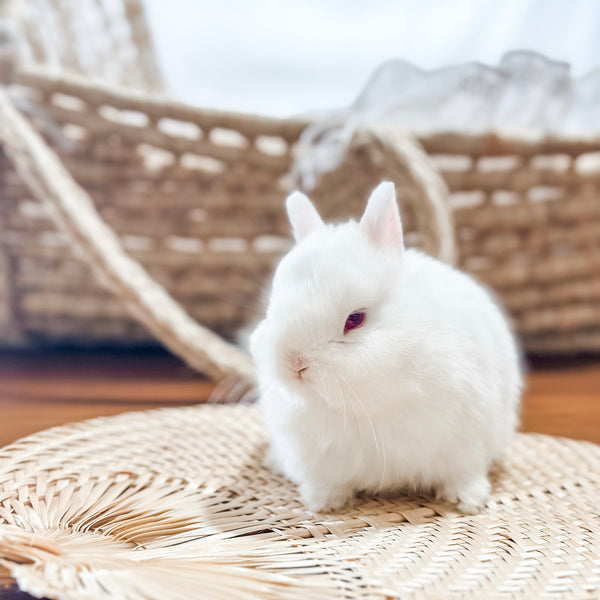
[[0, 64, 453, 368], [0, 404, 599, 599], [0, 86, 254, 381], [0, 0, 162, 91], [0, 42, 598, 356], [420, 133, 600, 353]]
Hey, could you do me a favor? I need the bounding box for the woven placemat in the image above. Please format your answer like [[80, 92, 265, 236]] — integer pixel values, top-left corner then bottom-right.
[[0, 405, 598, 599]]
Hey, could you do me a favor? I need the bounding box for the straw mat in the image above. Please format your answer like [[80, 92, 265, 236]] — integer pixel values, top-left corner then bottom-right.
[[0, 404, 598, 599]]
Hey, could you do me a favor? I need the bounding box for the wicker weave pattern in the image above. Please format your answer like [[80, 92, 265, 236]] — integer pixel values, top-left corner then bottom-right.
[[0, 66, 452, 350], [1, 55, 598, 354], [1, 0, 162, 91], [0, 404, 599, 599], [0, 87, 255, 380], [422, 133, 600, 353]]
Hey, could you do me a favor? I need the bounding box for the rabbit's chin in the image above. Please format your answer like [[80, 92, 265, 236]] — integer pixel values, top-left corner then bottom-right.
[[277, 377, 336, 410], [295, 383, 382, 423]]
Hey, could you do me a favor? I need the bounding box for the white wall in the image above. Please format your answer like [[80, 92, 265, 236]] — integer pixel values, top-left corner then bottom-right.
[[143, 0, 600, 117]]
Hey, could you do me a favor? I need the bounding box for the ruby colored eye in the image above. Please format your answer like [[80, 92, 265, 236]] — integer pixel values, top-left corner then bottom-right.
[[344, 311, 365, 333]]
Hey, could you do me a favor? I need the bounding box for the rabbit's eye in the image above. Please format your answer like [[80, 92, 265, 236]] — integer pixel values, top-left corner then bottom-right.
[[344, 311, 365, 334]]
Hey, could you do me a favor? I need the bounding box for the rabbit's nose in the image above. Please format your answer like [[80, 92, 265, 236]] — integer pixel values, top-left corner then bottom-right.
[[288, 353, 308, 379]]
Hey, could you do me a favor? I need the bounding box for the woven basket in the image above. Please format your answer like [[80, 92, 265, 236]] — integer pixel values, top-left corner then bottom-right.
[[0, 0, 162, 91], [1, 56, 598, 366], [0, 60, 453, 379], [419, 133, 600, 354], [1, 404, 599, 599]]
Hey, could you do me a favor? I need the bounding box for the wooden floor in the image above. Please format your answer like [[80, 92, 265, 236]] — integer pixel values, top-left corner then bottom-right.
[[1, 349, 599, 448], [1, 348, 599, 597], [0, 349, 214, 447]]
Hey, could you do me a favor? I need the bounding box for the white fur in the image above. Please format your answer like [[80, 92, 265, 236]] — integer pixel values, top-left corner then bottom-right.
[[249, 181, 522, 514]]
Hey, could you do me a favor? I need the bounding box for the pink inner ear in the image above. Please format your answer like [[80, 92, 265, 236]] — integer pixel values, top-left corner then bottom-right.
[[362, 200, 403, 249], [360, 182, 404, 250], [381, 202, 403, 247]]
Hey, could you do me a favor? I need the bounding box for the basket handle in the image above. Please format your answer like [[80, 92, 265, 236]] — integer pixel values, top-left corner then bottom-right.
[[0, 89, 456, 382], [0, 89, 255, 382]]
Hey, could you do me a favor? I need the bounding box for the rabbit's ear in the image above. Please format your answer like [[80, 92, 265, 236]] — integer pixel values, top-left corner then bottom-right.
[[360, 181, 404, 251], [286, 191, 325, 242]]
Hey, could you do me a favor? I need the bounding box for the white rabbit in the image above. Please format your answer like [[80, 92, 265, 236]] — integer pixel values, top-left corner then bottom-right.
[[249, 181, 522, 514]]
